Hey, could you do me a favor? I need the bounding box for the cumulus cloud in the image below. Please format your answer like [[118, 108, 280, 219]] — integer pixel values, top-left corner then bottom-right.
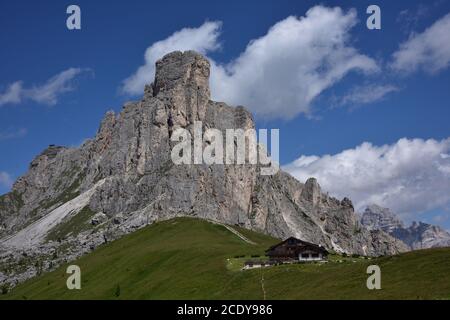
[[336, 84, 399, 108], [121, 21, 222, 95], [391, 12, 450, 74], [210, 7, 378, 119], [0, 172, 13, 189], [0, 128, 27, 141], [0, 68, 87, 107], [122, 6, 379, 119], [283, 137, 450, 217]]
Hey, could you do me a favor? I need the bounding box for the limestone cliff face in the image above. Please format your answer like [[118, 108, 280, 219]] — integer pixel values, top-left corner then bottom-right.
[[0, 51, 406, 272]]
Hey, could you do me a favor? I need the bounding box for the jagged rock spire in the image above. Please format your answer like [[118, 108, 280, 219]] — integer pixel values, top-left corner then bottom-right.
[[148, 51, 212, 127], [302, 177, 321, 206], [153, 50, 211, 98]]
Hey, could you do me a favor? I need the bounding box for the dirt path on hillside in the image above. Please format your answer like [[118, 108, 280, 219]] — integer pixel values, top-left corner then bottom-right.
[[207, 220, 256, 245]]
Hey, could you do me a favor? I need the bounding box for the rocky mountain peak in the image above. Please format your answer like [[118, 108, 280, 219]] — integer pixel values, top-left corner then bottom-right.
[[29, 145, 67, 167], [361, 204, 404, 232], [340, 197, 354, 209], [361, 204, 450, 250], [41, 145, 67, 159], [152, 50, 211, 98], [12, 145, 68, 192], [143, 51, 213, 128], [301, 177, 321, 205], [411, 221, 421, 229]]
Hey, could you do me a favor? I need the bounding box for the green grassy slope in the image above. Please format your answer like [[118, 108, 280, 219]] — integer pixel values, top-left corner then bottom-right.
[[2, 217, 450, 300]]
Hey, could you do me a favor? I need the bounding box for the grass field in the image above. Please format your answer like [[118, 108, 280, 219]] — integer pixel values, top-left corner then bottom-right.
[[2, 217, 450, 300]]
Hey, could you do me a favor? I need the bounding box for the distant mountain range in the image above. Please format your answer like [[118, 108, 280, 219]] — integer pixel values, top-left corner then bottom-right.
[[361, 204, 450, 250]]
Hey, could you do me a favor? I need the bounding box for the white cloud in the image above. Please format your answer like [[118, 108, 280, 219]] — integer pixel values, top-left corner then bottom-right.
[[0, 68, 87, 107], [210, 7, 378, 119], [391, 12, 450, 74], [0, 82, 23, 105], [0, 128, 27, 141], [284, 137, 450, 217], [337, 84, 399, 107], [121, 21, 222, 95], [122, 6, 379, 119], [0, 172, 13, 189]]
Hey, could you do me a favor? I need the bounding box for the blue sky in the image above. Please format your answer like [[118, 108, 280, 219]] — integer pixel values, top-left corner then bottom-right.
[[1, 0, 450, 228]]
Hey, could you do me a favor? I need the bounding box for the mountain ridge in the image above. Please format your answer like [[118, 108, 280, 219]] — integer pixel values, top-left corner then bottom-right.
[[0, 51, 406, 288], [361, 204, 450, 250]]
